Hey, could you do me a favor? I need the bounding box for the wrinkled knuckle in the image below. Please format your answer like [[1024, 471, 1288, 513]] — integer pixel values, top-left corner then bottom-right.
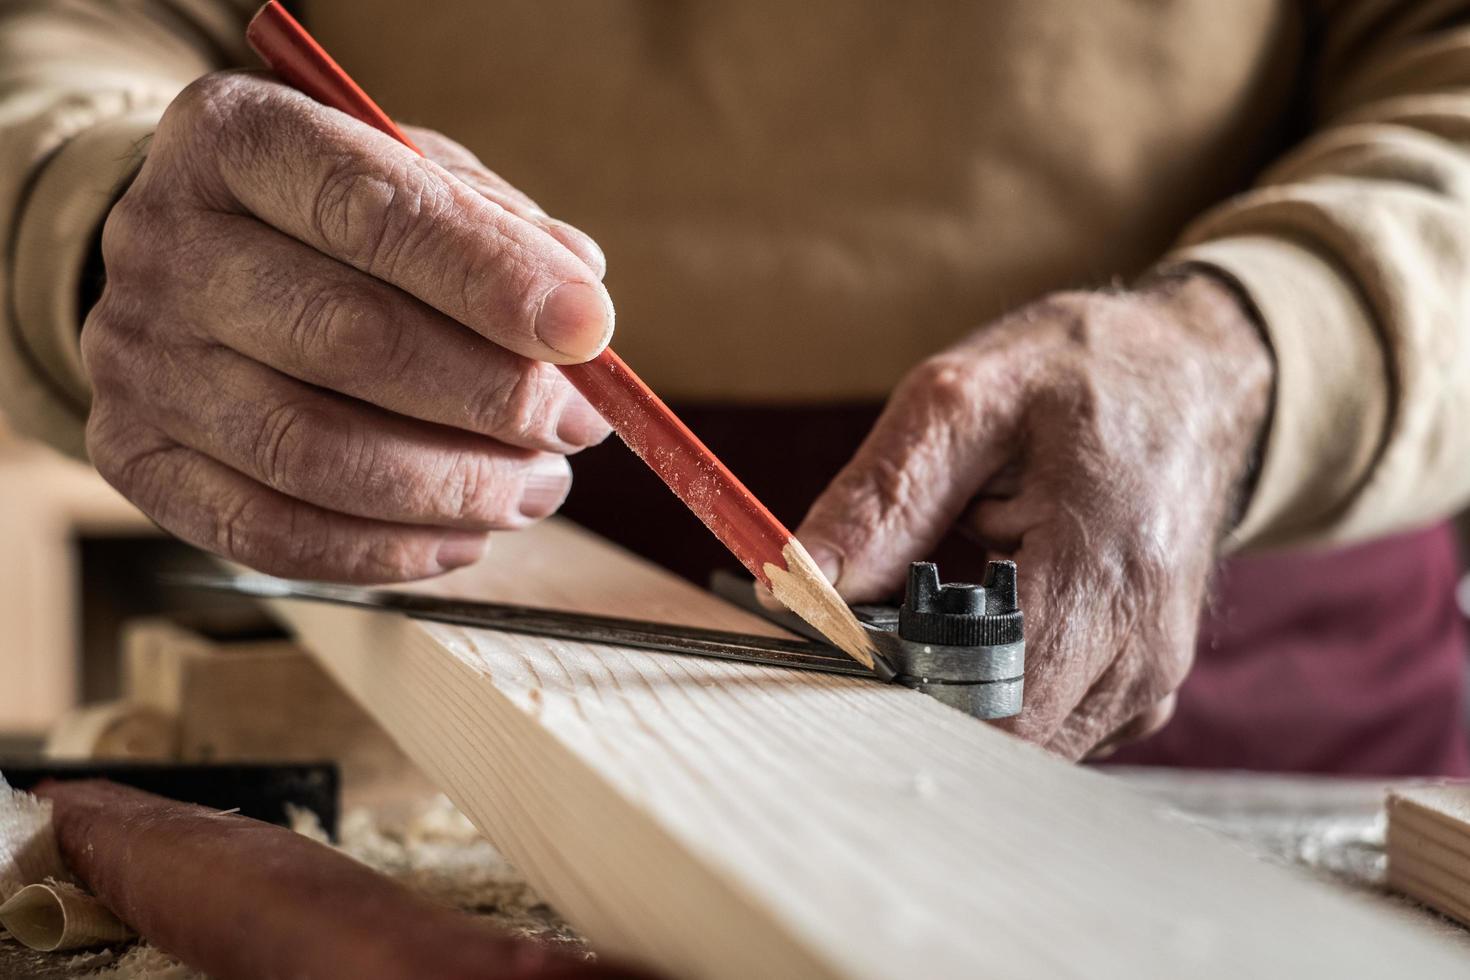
[[166, 72, 272, 158], [312, 155, 446, 276], [211, 493, 330, 576], [80, 299, 118, 384], [286, 284, 411, 379], [282, 283, 347, 363], [1029, 357, 1096, 423], [81, 292, 144, 396], [107, 187, 229, 294], [903, 355, 984, 418], [1034, 290, 1116, 351], [100, 191, 174, 278], [279, 519, 334, 573], [861, 453, 916, 521], [469, 367, 558, 443], [447, 203, 525, 318], [100, 194, 143, 256], [99, 439, 175, 515], [210, 491, 272, 567], [358, 535, 429, 582], [166, 73, 236, 132], [431, 453, 517, 525], [253, 401, 337, 493], [311, 159, 391, 261]]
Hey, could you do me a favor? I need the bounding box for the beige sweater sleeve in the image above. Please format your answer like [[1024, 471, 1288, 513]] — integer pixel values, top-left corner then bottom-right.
[[1168, 0, 1470, 549], [0, 0, 247, 458]]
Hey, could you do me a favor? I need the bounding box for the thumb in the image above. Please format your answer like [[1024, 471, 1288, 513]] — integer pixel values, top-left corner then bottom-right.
[[795, 357, 1020, 602]]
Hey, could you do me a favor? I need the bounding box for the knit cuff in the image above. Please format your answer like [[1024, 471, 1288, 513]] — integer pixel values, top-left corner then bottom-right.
[[1160, 235, 1390, 550], [1, 110, 158, 458]]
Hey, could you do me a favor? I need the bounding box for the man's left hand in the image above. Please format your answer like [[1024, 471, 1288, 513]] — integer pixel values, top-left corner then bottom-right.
[[796, 274, 1273, 758]]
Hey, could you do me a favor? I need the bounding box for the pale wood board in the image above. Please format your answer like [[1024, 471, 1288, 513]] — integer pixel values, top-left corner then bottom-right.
[[1388, 785, 1470, 928], [267, 519, 1469, 978]]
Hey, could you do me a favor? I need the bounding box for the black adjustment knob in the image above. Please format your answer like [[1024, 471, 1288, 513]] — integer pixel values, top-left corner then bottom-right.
[[898, 561, 1024, 647]]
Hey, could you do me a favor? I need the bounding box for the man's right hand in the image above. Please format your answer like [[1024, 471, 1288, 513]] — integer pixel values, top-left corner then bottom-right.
[[83, 71, 615, 582]]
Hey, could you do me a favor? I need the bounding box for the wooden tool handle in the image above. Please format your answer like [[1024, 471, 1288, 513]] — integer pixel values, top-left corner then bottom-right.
[[39, 779, 659, 980]]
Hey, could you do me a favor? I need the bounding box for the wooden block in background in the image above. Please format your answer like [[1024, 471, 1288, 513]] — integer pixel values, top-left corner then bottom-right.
[[42, 701, 178, 761], [121, 619, 432, 806], [1387, 785, 1470, 927]]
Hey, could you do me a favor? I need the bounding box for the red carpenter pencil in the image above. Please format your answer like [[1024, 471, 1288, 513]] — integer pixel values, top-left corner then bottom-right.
[[243, 2, 874, 666]]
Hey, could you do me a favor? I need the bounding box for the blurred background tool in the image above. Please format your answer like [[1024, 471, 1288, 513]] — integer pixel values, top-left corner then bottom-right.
[[0, 761, 339, 835]]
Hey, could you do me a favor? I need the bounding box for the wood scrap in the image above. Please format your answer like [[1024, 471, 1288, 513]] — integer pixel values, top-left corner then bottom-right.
[[0, 776, 131, 951], [1387, 784, 1470, 926], [0, 881, 133, 952], [264, 518, 1470, 979], [42, 701, 177, 761]]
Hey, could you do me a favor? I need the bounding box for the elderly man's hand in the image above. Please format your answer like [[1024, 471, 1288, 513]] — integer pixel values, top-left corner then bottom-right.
[[796, 275, 1273, 757], [83, 71, 614, 582]]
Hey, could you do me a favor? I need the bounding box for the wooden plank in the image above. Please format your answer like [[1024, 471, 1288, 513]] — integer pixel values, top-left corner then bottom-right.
[[267, 519, 1468, 978], [1388, 786, 1470, 928]]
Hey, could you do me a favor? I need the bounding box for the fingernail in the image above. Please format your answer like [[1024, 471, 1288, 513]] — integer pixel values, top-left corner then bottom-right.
[[544, 220, 607, 280], [803, 543, 844, 588], [555, 397, 611, 448], [436, 534, 488, 571], [535, 281, 613, 361], [520, 456, 571, 519]]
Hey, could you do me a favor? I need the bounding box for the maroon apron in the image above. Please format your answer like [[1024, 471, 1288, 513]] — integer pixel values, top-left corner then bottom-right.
[[561, 405, 1469, 777], [1106, 521, 1470, 776]]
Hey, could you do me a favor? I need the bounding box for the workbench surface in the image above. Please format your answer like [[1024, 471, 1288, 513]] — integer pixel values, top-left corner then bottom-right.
[[3, 767, 1467, 977]]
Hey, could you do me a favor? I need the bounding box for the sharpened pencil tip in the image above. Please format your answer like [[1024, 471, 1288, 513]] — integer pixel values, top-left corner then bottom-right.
[[763, 541, 876, 669]]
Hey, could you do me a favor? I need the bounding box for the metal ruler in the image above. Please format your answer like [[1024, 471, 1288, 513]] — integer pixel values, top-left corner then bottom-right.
[[167, 573, 877, 677], [168, 560, 1026, 721]]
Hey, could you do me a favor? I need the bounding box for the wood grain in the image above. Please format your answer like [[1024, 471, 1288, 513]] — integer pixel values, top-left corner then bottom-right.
[[1389, 786, 1470, 929], [268, 519, 1468, 978]]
